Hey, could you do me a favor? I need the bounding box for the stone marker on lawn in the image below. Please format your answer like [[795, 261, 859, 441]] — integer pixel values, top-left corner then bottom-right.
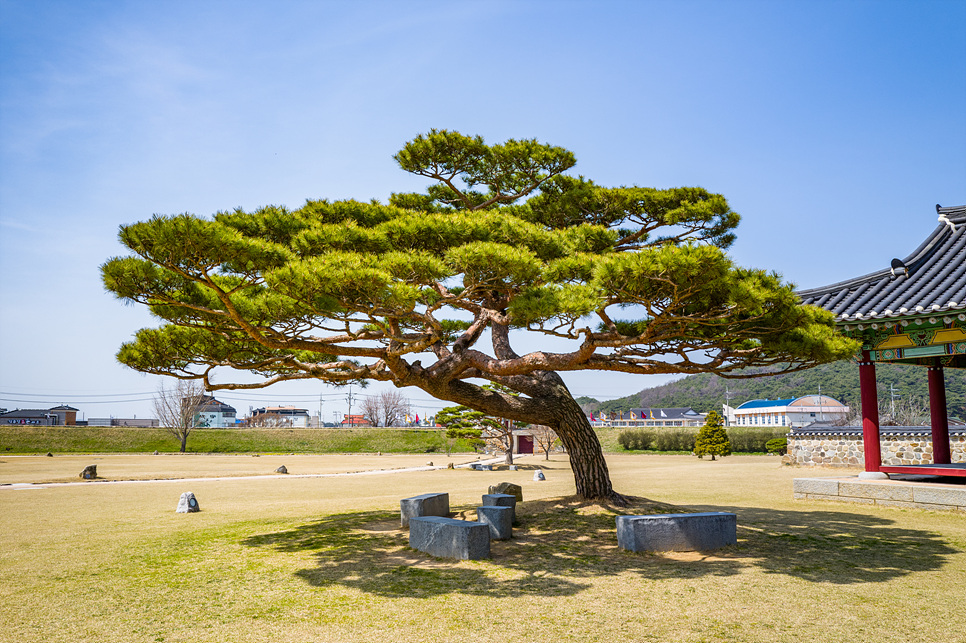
[[488, 482, 523, 502], [176, 492, 200, 513], [79, 465, 97, 480]]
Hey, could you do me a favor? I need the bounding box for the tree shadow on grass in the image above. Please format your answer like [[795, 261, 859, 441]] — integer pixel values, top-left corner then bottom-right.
[[241, 496, 960, 599], [688, 503, 961, 585]]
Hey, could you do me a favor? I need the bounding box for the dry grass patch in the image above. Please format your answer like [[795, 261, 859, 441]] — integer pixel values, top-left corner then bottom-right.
[[1, 454, 964, 642]]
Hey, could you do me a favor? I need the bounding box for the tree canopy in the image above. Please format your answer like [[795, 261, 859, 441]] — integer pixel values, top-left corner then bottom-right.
[[102, 129, 857, 502]]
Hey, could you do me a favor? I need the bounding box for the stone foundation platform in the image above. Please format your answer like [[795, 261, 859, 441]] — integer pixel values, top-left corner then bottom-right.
[[794, 476, 966, 512]]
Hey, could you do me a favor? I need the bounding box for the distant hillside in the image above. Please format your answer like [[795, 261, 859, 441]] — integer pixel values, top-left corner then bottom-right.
[[583, 362, 965, 418]]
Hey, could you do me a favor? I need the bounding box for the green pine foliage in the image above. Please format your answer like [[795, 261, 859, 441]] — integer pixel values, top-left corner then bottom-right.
[[765, 437, 788, 455], [435, 405, 493, 450], [100, 129, 859, 501], [694, 411, 731, 460]]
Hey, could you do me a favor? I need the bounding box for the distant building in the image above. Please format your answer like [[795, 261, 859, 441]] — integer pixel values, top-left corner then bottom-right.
[[726, 395, 849, 428], [195, 396, 237, 428], [48, 405, 79, 425], [590, 407, 707, 428], [252, 406, 311, 428], [88, 417, 160, 427], [339, 414, 370, 427], [1, 405, 80, 426]]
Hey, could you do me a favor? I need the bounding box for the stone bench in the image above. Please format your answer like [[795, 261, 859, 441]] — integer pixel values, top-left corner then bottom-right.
[[409, 516, 491, 560], [482, 493, 517, 524], [616, 512, 737, 552], [476, 505, 513, 540], [400, 492, 450, 528]]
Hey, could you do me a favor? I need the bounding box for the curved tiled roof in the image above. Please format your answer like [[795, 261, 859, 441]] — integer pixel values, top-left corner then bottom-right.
[[798, 204, 966, 322]]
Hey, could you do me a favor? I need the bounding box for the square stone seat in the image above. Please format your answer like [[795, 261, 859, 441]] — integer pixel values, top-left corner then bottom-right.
[[482, 492, 517, 524], [409, 516, 491, 560], [616, 512, 737, 552], [400, 492, 450, 528], [476, 505, 513, 540]]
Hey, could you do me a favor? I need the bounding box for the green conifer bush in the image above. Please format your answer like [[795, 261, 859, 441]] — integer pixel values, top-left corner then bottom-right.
[[694, 411, 731, 460]]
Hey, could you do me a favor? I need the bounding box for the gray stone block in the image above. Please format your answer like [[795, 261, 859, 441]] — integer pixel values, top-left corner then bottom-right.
[[839, 481, 914, 502], [912, 486, 966, 507], [476, 505, 513, 540], [400, 492, 450, 528], [409, 516, 490, 560], [482, 493, 517, 524], [616, 512, 737, 552], [792, 478, 839, 496]]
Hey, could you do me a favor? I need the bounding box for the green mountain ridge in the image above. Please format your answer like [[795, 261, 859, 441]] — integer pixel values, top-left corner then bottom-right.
[[582, 362, 965, 419]]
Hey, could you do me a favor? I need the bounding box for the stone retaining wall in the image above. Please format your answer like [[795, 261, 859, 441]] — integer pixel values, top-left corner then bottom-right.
[[786, 428, 966, 468]]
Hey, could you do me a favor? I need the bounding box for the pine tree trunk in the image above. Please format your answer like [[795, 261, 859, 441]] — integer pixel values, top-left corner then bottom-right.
[[541, 377, 626, 505]]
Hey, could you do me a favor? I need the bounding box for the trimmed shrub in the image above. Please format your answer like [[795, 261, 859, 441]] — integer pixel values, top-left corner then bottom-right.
[[727, 428, 788, 453], [765, 437, 788, 455], [651, 428, 698, 452], [617, 429, 653, 451]]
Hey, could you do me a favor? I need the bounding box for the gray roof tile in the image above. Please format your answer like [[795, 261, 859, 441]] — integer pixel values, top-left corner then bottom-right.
[[798, 205, 966, 321]]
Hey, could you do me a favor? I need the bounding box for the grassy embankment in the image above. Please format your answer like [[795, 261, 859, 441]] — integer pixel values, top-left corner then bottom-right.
[[0, 426, 785, 455], [1, 454, 963, 642], [0, 426, 478, 454]]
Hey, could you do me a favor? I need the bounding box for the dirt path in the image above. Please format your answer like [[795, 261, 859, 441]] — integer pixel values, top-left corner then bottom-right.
[[1, 454, 534, 490]]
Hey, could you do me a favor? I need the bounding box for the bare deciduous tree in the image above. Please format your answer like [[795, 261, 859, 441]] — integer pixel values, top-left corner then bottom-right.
[[360, 390, 411, 427], [359, 396, 382, 427], [485, 418, 516, 466], [249, 412, 289, 428], [153, 379, 207, 453], [530, 424, 559, 460]]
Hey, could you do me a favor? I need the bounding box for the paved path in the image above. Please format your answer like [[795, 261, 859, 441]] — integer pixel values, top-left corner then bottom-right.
[[1, 454, 533, 491]]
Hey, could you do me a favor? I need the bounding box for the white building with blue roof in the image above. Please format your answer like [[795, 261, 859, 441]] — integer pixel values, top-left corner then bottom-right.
[[724, 395, 849, 428]]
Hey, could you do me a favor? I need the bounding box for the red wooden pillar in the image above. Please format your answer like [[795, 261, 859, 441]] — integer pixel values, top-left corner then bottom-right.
[[928, 358, 951, 465], [858, 351, 882, 472]]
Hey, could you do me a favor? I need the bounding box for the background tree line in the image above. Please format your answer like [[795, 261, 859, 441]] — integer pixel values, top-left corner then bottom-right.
[[579, 361, 965, 420]]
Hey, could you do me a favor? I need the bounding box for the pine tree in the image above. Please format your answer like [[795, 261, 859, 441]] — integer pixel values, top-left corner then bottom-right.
[[101, 130, 857, 503], [694, 411, 731, 461]]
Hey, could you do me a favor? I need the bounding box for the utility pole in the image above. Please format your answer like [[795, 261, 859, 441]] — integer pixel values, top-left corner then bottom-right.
[[724, 386, 733, 425], [318, 392, 324, 428], [346, 385, 355, 427], [818, 384, 825, 422]]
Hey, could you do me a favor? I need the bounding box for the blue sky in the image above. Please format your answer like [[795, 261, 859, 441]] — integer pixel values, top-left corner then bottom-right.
[[1, 0, 964, 422]]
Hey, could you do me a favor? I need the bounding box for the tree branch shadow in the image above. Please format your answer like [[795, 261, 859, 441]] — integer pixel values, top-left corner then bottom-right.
[[241, 496, 959, 598], [688, 503, 960, 584]]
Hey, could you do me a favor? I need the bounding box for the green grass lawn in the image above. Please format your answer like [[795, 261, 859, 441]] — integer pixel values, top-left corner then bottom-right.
[[1, 454, 963, 642]]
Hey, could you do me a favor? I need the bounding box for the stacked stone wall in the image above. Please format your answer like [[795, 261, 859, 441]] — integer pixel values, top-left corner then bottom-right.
[[787, 429, 966, 468]]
